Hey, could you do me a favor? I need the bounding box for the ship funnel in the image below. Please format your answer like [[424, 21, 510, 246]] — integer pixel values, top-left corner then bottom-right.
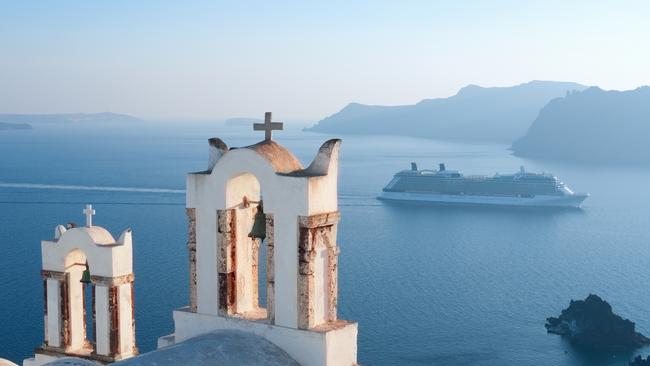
[[411, 162, 418, 171], [439, 163, 446, 171]]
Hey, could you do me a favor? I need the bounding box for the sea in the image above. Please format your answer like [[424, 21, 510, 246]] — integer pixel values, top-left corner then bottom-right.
[[2, 123, 650, 366]]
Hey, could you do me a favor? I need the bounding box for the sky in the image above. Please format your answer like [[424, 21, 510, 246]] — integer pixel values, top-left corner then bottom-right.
[[0, 0, 649, 122]]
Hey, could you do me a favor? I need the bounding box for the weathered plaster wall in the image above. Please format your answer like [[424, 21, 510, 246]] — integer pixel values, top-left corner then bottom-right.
[[171, 309, 357, 366]]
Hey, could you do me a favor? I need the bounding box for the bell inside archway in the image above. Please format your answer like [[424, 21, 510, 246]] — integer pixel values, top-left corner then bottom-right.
[[248, 204, 266, 240], [80, 261, 91, 284]]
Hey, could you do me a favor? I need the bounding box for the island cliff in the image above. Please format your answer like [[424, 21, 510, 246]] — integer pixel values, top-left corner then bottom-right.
[[546, 294, 649, 349], [512, 86, 650, 163], [306, 81, 585, 143]]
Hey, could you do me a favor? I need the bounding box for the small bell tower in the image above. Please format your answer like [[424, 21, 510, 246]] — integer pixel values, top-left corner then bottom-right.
[[160, 113, 358, 366], [24, 205, 137, 366]]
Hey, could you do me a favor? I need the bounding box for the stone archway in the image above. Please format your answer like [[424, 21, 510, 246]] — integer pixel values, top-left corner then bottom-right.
[[216, 172, 276, 323], [62, 249, 92, 354]]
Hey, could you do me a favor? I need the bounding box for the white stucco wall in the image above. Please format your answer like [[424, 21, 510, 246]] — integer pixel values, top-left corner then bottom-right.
[[41, 227, 133, 278], [68, 266, 85, 350], [170, 309, 357, 366], [46, 279, 61, 347], [194, 206, 218, 316], [94, 285, 110, 356], [118, 283, 134, 355]]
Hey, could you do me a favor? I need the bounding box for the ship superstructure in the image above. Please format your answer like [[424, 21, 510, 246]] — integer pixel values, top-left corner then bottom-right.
[[379, 163, 588, 207]]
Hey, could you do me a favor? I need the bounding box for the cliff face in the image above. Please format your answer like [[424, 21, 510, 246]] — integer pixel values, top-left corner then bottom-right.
[[546, 294, 649, 349], [512, 86, 650, 163], [306, 81, 586, 143]]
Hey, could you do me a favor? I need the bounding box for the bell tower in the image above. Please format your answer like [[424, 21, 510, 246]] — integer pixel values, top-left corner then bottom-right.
[[160, 113, 358, 366], [24, 205, 137, 366]]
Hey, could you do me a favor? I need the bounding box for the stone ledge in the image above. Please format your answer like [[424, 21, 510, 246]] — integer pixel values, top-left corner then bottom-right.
[[298, 211, 340, 228]]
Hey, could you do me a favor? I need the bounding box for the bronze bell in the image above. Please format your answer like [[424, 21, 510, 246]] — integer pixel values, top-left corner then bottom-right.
[[80, 261, 91, 284], [248, 203, 266, 240]]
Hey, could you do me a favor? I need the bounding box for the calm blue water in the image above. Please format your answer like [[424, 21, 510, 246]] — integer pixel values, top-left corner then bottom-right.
[[2, 124, 650, 365]]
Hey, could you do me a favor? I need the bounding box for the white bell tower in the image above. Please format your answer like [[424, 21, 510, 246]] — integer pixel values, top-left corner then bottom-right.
[[24, 205, 137, 366], [159, 113, 358, 366]]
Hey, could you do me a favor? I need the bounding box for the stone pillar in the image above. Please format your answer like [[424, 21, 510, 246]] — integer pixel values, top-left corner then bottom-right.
[[60, 274, 71, 348], [251, 238, 260, 309], [297, 211, 340, 330], [92, 274, 136, 361], [326, 240, 340, 323], [108, 286, 119, 356], [94, 285, 110, 356], [66, 267, 85, 351], [43, 279, 48, 346], [187, 208, 198, 312], [217, 209, 236, 316], [265, 214, 275, 324], [41, 270, 66, 349]]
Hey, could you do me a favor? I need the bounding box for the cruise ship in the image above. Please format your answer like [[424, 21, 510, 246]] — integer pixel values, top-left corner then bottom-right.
[[378, 163, 588, 208]]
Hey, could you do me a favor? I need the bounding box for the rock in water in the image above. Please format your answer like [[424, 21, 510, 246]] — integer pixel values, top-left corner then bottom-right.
[[630, 356, 650, 365], [545, 294, 650, 349]]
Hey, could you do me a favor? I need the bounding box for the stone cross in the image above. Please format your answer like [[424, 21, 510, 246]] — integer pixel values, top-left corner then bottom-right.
[[83, 204, 96, 227], [253, 112, 283, 141]]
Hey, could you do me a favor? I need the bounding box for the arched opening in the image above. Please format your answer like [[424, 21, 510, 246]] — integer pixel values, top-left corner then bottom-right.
[[63, 249, 94, 354], [221, 172, 274, 322]]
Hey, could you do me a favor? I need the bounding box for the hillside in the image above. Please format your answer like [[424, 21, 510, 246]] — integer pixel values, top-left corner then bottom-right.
[[511, 86, 650, 163], [306, 81, 586, 143], [0, 112, 142, 125]]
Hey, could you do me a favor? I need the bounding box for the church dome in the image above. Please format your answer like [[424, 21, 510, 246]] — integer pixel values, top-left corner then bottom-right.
[[42, 358, 100, 366], [113, 330, 301, 366], [57, 226, 116, 246], [243, 140, 303, 174], [79, 226, 116, 245]]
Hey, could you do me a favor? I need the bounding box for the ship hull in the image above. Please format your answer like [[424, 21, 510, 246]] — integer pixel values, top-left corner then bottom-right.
[[378, 191, 588, 208]]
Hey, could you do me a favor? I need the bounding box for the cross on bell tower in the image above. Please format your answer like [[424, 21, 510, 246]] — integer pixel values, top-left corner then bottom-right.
[[83, 204, 95, 227], [253, 112, 283, 141]]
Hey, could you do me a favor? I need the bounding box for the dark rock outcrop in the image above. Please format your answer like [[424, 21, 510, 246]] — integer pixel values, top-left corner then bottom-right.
[[546, 294, 649, 349], [630, 356, 650, 365]]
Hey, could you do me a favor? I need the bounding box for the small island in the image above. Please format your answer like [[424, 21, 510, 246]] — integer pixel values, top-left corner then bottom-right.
[[0, 122, 32, 130], [546, 294, 649, 349], [0, 112, 142, 125]]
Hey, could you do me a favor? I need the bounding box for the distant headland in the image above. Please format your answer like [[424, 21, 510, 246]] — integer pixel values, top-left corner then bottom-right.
[[0, 112, 142, 126], [0, 122, 32, 131], [305, 80, 586, 143], [512, 86, 650, 163]]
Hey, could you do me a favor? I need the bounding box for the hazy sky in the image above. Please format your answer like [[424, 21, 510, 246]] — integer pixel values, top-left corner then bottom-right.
[[1, 0, 648, 121]]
